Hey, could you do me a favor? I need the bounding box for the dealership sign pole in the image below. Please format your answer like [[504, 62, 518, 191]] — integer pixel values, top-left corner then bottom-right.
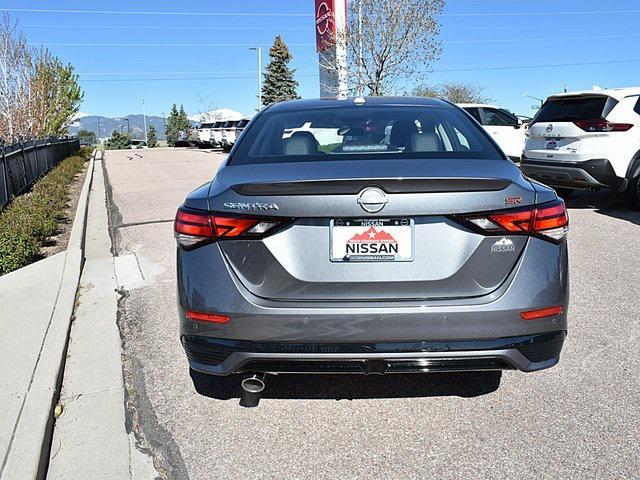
[[315, 0, 348, 98]]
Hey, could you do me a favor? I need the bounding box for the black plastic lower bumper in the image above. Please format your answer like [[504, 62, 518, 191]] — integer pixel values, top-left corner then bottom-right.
[[182, 331, 566, 375], [521, 157, 625, 190]]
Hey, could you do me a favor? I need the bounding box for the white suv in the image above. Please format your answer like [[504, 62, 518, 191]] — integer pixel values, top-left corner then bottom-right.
[[521, 87, 640, 208], [196, 122, 214, 148], [458, 103, 527, 163]]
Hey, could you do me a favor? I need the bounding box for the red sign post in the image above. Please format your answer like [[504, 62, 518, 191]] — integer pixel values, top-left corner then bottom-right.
[[314, 0, 348, 97], [315, 0, 337, 51]]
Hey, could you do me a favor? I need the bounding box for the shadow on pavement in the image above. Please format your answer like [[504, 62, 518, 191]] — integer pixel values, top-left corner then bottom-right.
[[190, 369, 502, 405], [564, 190, 640, 226]]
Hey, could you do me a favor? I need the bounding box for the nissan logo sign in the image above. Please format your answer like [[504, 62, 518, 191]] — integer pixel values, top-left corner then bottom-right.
[[357, 187, 388, 213]]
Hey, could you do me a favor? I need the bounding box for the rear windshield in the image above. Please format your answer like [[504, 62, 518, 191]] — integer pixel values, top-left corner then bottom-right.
[[230, 105, 503, 165], [533, 96, 612, 122]]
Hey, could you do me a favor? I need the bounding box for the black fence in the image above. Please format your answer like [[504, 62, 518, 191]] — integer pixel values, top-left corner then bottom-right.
[[0, 137, 80, 207]]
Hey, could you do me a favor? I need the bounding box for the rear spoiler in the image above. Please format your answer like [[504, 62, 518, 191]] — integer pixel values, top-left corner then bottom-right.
[[231, 178, 511, 196]]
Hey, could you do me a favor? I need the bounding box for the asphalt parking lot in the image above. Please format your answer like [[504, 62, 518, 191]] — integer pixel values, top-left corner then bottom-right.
[[104, 147, 640, 479]]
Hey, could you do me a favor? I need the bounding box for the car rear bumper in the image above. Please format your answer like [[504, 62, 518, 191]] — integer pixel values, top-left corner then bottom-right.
[[182, 331, 566, 375], [520, 157, 626, 190]]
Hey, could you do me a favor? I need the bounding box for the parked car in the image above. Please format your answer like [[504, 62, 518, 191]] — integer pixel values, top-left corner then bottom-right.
[[458, 103, 527, 163], [175, 128, 199, 147], [129, 139, 148, 149], [175, 97, 569, 394], [175, 130, 189, 147], [210, 121, 225, 148], [196, 122, 215, 148], [521, 87, 640, 207], [234, 117, 252, 141], [220, 120, 241, 151]]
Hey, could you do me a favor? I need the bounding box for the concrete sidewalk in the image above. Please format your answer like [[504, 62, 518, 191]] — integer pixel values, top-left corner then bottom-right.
[[0, 153, 94, 479], [46, 155, 158, 479]]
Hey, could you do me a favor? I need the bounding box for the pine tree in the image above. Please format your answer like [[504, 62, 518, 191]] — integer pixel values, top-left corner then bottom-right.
[[147, 125, 158, 148], [165, 104, 182, 146], [261, 36, 299, 106], [178, 105, 190, 130], [104, 130, 131, 150]]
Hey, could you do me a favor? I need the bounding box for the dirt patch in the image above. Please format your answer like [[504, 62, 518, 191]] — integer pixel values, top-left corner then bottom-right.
[[40, 163, 89, 258]]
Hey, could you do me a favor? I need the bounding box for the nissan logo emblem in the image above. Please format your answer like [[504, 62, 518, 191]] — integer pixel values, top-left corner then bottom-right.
[[357, 187, 388, 213]]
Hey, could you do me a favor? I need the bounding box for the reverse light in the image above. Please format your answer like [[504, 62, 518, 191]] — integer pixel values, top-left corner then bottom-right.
[[457, 199, 569, 243], [186, 310, 230, 323], [520, 305, 564, 320], [174, 206, 285, 249], [574, 119, 633, 132]]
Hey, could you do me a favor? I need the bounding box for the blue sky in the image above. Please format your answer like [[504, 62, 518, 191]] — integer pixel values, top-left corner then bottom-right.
[[3, 1, 640, 119]]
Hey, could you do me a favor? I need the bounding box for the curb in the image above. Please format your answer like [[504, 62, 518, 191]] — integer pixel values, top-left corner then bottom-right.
[[1, 150, 97, 479]]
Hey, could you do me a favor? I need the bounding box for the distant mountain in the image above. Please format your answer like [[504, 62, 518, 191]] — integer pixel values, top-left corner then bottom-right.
[[68, 114, 196, 141]]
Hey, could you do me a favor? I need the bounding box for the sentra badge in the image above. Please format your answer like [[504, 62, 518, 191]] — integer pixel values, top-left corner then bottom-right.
[[224, 202, 279, 211]]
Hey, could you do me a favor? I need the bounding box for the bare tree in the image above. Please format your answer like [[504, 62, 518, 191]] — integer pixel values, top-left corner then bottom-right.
[[319, 0, 444, 96], [413, 81, 493, 104]]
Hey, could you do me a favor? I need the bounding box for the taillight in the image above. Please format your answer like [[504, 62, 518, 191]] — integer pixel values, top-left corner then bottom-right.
[[174, 206, 285, 249], [574, 119, 633, 132], [456, 199, 569, 243]]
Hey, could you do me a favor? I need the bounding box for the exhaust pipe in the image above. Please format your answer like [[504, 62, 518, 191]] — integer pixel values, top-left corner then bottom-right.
[[241, 373, 266, 394]]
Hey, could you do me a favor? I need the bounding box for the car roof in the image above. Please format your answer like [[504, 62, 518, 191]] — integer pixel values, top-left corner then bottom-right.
[[547, 87, 640, 101], [456, 103, 501, 109], [265, 96, 451, 113]]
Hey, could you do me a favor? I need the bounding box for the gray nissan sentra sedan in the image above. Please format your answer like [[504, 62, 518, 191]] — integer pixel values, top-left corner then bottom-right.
[[175, 97, 569, 394]]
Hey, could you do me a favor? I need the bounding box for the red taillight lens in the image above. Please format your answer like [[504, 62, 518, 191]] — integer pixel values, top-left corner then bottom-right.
[[489, 210, 533, 232], [533, 201, 569, 234], [174, 206, 284, 249], [574, 119, 633, 132], [186, 310, 230, 323], [520, 305, 563, 320], [213, 216, 260, 238], [458, 199, 569, 243], [175, 209, 214, 237]]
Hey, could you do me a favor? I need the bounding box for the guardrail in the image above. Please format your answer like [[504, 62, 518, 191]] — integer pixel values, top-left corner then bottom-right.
[[0, 137, 80, 207]]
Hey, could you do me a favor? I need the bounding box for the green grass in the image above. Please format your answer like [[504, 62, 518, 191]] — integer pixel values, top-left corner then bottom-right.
[[318, 142, 342, 154], [0, 147, 92, 275]]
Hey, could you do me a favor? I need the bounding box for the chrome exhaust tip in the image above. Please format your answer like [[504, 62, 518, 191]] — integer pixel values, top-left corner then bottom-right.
[[241, 373, 266, 394]]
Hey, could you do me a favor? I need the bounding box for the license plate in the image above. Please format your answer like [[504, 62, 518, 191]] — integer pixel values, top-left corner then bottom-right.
[[330, 218, 414, 262]]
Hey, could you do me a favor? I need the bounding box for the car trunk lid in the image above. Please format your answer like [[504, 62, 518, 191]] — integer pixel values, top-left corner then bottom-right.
[[212, 158, 535, 301]]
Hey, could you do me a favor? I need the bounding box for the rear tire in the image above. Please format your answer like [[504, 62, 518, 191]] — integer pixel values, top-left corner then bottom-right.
[[555, 188, 574, 199], [624, 175, 640, 210]]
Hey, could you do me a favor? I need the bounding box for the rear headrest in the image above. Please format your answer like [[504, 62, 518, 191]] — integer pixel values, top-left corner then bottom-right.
[[405, 132, 444, 152], [282, 134, 318, 155]]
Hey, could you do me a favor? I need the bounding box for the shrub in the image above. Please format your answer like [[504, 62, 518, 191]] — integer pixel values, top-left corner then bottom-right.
[[0, 149, 90, 274]]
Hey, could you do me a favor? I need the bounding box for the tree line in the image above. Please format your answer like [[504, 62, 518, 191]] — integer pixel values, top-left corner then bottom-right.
[[0, 16, 83, 144]]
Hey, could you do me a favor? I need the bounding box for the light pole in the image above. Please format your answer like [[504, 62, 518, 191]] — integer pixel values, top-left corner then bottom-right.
[[357, 0, 364, 97], [142, 98, 148, 143], [249, 47, 262, 112], [523, 93, 544, 108]]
